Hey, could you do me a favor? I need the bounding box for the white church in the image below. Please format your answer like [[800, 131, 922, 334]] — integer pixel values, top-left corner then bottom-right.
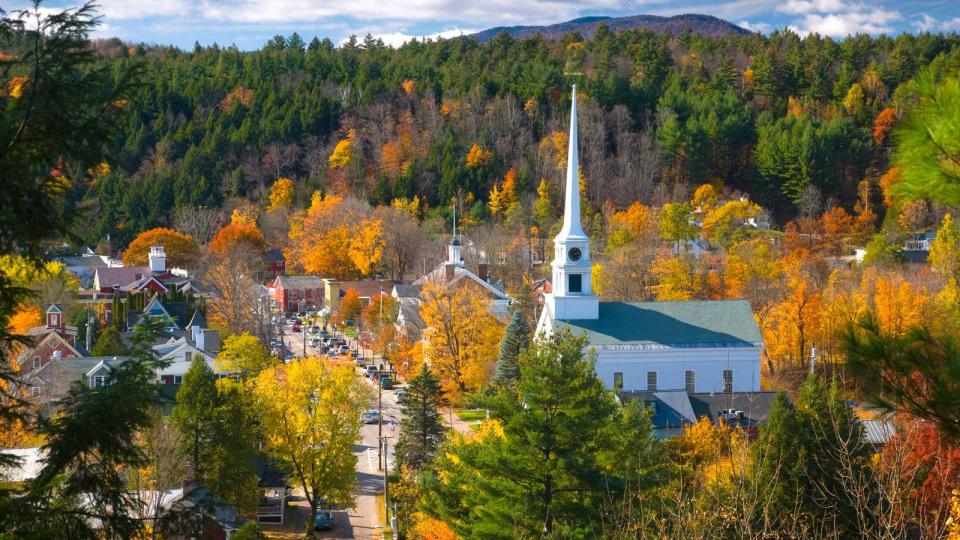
[[536, 86, 764, 394]]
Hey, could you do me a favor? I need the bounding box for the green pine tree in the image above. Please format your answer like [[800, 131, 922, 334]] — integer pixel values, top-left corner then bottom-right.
[[750, 374, 871, 535], [421, 330, 659, 538], [91, 326, 128, 356], [494, 310, 530, 385], [396, 364, 447, 470], [172, 356, 220, 481]]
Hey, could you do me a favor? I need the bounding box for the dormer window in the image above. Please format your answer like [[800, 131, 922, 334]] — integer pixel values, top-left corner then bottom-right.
[[93, 375, 110, 388]]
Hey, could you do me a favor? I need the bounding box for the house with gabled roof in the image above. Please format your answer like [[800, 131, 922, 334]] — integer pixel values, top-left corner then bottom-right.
[[16, 305, 88, 372], [411, 232, 512, 318]]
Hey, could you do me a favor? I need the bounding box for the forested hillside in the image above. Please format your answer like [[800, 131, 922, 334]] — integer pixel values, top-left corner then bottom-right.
[[82, 27, 960, 250]]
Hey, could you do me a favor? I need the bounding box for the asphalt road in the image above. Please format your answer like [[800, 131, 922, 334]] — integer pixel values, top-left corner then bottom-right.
[[280, 322, 403, 539]]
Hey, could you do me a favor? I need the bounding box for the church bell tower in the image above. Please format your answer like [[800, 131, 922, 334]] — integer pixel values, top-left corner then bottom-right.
[[545, 85, 599, 320]]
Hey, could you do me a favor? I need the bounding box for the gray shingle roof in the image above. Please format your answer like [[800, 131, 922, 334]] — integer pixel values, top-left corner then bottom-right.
[[276, 275, 324, 289], [553, 300, 762, 348]]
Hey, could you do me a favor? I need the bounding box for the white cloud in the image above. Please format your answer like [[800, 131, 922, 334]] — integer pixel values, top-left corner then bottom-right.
[[738, 19, 772, 33], [945, 18, 960, 32], [913, 13, 960, 33], [777, 0, 901, 37], [778, 0, 849, 15], [912, 13, 937, 32], [341, 27, 477, 48]]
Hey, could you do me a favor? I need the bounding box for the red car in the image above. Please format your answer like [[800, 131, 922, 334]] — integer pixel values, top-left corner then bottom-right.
[[292, 323, 301, 332]]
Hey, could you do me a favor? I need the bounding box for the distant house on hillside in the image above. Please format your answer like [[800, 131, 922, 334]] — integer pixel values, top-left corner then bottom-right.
[[902, 230, 936, 263]]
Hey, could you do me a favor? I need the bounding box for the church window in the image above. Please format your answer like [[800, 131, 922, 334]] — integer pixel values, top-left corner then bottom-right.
[[685, 370, 696, 393], [568, 274, 582, 293], [646, 371, 657, 391], [613, 372, 623, 390], [723, 370, 733, 393]]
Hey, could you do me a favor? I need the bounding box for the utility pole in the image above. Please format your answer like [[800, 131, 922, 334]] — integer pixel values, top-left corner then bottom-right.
[[303, 324, 307, 358], [380, 436, 395, 539], [378, 375, 384, 470]]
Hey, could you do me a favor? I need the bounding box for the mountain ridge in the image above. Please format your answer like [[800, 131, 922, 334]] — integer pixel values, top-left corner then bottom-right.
[[470, 13, 753, 42]]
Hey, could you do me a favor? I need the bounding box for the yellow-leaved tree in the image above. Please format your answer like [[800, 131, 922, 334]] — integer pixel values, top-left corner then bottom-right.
[[419, 281, 504, 401], [329, 129, 355, 169], [230, 207, 258, 227], [253, 358, 370, 527], [267, 177, 294, 213]]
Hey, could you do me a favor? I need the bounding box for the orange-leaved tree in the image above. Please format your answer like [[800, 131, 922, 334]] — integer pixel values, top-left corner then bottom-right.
[[209, 223, 267, 256], [419, 281, 504, 401], [293, 193, 383, 278], [338, 288, 362, 325], [122, 228, 199, 268]]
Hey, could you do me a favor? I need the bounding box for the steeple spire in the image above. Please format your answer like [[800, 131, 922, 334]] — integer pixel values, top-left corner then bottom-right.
[[447, 203, 463, 266], [558, 85, 587, 241]]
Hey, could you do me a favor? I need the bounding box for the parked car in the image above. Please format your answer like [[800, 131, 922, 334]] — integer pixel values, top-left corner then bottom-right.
[[364, 365, 378, 378], [313, 509, 334, 531], [284, 353, 294, 363], [310, 338, 321, 347], [394, 388, 406, 402], [309, 325, 320, 334], [379, 374, 394, 390], [361, 411, 380, 424], [292, 323, 301, 332]]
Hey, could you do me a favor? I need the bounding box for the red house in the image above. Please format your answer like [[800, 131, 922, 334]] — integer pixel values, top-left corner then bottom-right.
[[18, 305, 85, 372], [272, 275, 324, 314]]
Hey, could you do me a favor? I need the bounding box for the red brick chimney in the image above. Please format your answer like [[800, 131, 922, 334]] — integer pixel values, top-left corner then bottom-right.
[[477, 263, 489, 282]]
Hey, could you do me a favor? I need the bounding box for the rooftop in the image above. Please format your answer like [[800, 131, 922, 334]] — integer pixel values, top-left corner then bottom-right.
[[553, 300, 762, 349]]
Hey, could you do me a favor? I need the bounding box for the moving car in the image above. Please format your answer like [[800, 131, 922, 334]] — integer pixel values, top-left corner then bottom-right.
[[361, 411, 380, 424], [292, 323, 301, 332], [314, 509, 334, 531], [379, 374, 394, 390], [364, 365, 378, 378], [394, 388, 406, 402]]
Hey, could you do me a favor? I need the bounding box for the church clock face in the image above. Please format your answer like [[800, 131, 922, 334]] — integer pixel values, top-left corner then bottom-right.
[[568, 247, 582, 262]]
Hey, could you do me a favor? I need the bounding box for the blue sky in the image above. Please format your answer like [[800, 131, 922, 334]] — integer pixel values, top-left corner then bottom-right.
[[9, 0, 960, 50]]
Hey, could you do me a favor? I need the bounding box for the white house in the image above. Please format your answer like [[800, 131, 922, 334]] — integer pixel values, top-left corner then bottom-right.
[[536, 86, 764, 394]]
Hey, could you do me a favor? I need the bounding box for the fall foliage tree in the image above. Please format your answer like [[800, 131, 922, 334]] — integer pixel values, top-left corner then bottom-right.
[[873, 107, 897, 145], [465, 143, 493, 168], [329, 129, 355, 169], [339, 288, 362, 324], [419, 281, 504, 400], [253, 358, 369, 527], [651, 254, 703, 301], [658, 202, 695, 248], [122, 228, 199, 268], [208, 223, 267, 257], [292, 193, 384, 278], [230, 207, 258, 228], [930, 214, 960, 281], [215, 332, 275, 379], [267, 177, 294, 213]]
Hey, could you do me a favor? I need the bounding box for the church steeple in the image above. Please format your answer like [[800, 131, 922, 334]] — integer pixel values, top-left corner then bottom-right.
[[447, 205, 463, 267], [558, 85, 588, 241], [545, 85, 598, 320]]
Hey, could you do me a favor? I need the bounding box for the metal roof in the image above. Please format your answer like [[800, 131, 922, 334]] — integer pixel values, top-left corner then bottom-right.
[[553, 300, 763, 348]]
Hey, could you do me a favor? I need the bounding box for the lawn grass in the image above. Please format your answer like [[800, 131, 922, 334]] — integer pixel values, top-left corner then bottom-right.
[[456, 409, 488, 422]]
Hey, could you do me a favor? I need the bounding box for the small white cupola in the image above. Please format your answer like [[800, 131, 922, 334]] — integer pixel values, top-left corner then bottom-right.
[[149, 244, 166, 273], [45, 304, 63, 329]]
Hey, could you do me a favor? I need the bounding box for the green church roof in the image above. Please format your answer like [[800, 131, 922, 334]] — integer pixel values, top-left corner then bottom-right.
[[552, 300, 762, 349]]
